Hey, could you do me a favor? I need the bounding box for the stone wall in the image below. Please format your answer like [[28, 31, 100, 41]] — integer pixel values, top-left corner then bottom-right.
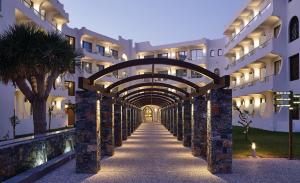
[[0, 129, 75, 181]]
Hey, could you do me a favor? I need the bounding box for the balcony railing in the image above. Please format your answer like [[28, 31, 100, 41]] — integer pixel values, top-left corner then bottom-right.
[[225, 0, 272, 48], [225, 37, 273, 70], [20, 0, 62, 33], [230, 75, 273, 90]]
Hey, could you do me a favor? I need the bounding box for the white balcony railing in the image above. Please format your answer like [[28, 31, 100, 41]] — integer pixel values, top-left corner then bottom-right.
[[20, 0, 62, 33], [225, 0, 272, 48], [225, 38, 273, 70], [230, 75, 273, 91]]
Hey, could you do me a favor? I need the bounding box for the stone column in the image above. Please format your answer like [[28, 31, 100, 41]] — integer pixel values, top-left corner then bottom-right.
[[131, 108, 135, 131], [183, 100, 192, 147], [101, 96, 114, 157], [207, 89, 232, 174], [114, 101, 122, 147], [122, 104, 127, 141], [192, 96, 207, 158], [170, 107, 174, 134], [173, 105, 178, 137], [75, 91, 101, 173], [127, 106, 131, 136], [162, 109, 165, 127], [177, 103, 183, 141]]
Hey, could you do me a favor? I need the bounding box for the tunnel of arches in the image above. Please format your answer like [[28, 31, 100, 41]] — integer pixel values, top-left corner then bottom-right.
[[75, 58, 233, 175]]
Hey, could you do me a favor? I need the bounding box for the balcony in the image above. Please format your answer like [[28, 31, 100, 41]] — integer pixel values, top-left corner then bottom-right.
[[19, 0, 62, 33], [224, 0, 273, 52], [81, 49, 122, 63], [230, 75, 274, 97], [225, 38, 273, 72]]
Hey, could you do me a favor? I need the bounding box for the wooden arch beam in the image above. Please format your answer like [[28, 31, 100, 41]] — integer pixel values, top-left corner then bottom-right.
[[106, 73, 200, 92], [114, 82, 189, 96], [88, 58, 221, 83]]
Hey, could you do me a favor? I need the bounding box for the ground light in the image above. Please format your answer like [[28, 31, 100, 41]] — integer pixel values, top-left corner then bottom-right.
[[251, 142, 256, 158]]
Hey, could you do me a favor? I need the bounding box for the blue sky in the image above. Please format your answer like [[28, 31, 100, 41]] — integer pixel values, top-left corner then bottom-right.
[[60, 0, 247, 45]]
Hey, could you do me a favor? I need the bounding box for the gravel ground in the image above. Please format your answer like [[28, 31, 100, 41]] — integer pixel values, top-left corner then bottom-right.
[[36, 123, 300, 183]]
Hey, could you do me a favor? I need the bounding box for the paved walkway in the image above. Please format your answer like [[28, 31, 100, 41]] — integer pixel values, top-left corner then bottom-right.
[[37, 123, 300, 183]]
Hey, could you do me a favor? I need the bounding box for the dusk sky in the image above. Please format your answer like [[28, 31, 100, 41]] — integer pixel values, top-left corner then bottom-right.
[[60, 0, 247, 45]]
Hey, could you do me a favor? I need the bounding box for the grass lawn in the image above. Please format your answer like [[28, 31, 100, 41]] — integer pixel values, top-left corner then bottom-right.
[[233, 126, 300, 159]]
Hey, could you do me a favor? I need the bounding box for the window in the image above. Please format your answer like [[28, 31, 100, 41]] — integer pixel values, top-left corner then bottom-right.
[[274, 60, 281, 75], [111, 49, 118, 59], [144, 55, 154, 59], [157, 70, 168, 81], [210, 50, 215, 57], [289, 16, 299, 42], [82, 62, 92, 74], [191, 71, 202, 78], [290, 54, 299, 81], [66, 35, 75, 50], [82, 41, 92, 53], [176, 69, 187, 77], [158, 53, 168, 58], [96, 45, 105, 56], [64, 81, 75, 96], [191, 49, 203, 60], [176, 51, 187, 60], [274, 25, 281, 38], [218, 49, 223, 56], [97, 64, 104, 71]]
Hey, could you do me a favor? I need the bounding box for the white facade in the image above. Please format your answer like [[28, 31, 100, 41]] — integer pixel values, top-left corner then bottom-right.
[[0, 0, 300, 139]]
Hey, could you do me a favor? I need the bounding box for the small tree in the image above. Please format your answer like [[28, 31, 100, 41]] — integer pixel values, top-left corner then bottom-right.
[[234, 104, 252, 141], [10, 109, 20, 139], [0, 24, 75, 134]]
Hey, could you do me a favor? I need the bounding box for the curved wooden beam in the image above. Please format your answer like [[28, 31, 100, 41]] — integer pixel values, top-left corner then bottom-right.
[[130, 96, 174, 105], [120, 88, 184, 100], [106, 74, 200, 92], [126, 93, 178, 102], [88, 58, 220, 83], [128, 95, 178, 104], [133, 98, 172, 108], [115, 82, 189, 96]]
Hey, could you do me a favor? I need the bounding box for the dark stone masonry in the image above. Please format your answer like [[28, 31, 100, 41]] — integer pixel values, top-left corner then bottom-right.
[[122, 104, 128, 141], [114, 101, 122, 147], [76, 91, 100, 174], [101, 96, 114, 157], [207, 89, 232, 174], [183, 100, 192, 147], [0, 129, 75, 181], [177, 103, 183, 141], [192, 96, 207, 158]]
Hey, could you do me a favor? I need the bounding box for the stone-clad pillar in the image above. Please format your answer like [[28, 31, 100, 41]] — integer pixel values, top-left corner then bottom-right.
[[101, 96, 114, 157], [132, 108, 135, 131], [177, 103, 183, 141], [173, 105, 178, 137], [162, 109, 166, 127], [122, 104, 127, 141], [166, 108, 169, 130], [114, 101, 122, 147], [75, 91, 101, 173], [169, 107, 173, 133], [192, 96, 207, 158], [207, 89, 232, 174], [127, 106, 131, 136], [183, 100, 192, 147]]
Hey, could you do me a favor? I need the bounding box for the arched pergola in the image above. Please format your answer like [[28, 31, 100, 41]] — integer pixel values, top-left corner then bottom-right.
[[76, 58, 232, 175]]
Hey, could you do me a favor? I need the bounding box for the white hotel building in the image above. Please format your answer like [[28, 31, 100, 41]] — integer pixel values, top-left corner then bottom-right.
[[0, 0, 300, 139]]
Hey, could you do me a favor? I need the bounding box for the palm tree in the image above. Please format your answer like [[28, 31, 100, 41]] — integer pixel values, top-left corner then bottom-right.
[[0, 24, 75, 134]]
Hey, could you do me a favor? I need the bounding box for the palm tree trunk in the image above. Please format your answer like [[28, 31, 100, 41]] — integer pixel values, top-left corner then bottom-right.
[[32, 97, 47, 134]]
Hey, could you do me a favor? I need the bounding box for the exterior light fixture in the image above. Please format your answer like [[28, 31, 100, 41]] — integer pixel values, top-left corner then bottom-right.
[[251, 142, 256, 158]]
